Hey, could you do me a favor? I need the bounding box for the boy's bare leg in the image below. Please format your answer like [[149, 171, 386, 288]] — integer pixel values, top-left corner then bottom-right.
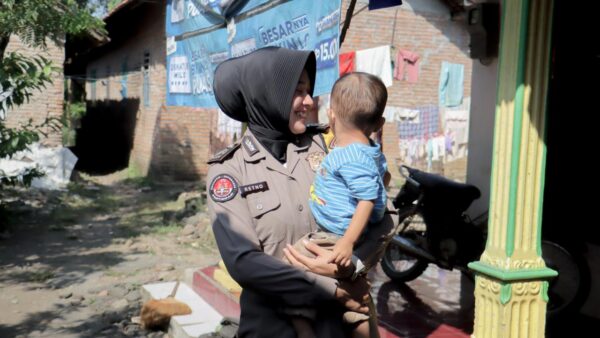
[[291, 317, 315, 338]]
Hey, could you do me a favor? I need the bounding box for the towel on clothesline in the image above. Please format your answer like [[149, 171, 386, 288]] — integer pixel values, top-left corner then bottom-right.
[[394, 49, 420, 83], [438, 61, 464, 107], [339, 51, 356, 76], [355, 45, 393, 87]]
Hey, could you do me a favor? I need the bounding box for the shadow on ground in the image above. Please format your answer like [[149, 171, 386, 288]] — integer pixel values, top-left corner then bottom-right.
[[0, 175, 207, 337]]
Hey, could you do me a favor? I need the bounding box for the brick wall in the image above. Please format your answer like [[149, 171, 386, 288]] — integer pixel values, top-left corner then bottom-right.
[[4, 35, 65, 146], [83, 0, 471, 181], [86, 2, 212, 179], [340, 0, 472, 181], [149, 105, 214, 180]]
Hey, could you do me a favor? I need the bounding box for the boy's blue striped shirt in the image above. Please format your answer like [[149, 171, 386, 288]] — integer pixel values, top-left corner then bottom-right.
[[310, 142, 387, 236]]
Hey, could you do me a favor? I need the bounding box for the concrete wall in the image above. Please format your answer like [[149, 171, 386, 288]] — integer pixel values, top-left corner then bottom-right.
[[465, 58, 498, 218], [4, 35, 65, 147]]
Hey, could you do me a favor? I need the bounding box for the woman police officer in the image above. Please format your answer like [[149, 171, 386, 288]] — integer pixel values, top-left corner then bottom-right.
[[207, 47, 394, 337]]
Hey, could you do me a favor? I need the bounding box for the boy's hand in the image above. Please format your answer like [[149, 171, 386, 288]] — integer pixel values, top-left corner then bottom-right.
[[328, 238, 354, 267]]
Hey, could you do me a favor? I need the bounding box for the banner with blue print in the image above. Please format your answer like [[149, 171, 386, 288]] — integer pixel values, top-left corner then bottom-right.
[[166, 0, 342, 108]]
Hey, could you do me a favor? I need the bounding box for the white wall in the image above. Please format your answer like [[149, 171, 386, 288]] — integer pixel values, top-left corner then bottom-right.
[[465, 58, 498, 219]]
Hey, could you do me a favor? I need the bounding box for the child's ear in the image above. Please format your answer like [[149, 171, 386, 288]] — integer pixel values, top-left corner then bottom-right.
[[327, 108, 336, 123]]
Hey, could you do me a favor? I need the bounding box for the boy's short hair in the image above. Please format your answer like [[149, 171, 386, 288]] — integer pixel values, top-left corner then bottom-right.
[[330, 72, 388, 132]]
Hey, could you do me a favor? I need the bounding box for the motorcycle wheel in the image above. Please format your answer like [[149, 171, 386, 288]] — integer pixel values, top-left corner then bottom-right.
[[542, 240, 590, 317], [381, 239, 429, 282]]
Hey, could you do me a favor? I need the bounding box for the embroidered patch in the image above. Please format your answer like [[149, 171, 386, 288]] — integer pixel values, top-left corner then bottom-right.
[[240, 181, 269, 197], [307, 151, 325, 171], [209, 174, 238, 202], [242, 136, 259, 156]]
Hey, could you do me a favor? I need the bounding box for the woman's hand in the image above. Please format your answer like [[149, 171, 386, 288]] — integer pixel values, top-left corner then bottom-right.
[[283, 241, 353, 278], [284, 242, 370, 313], [335, 277, 371, 314]]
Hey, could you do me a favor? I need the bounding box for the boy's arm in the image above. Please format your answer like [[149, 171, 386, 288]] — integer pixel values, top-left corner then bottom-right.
[[333, 148, 381, 266], [330, 200, 374, 267], [343, 200, 375, 244]]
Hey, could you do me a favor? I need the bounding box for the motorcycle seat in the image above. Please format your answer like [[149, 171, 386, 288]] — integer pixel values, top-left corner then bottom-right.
[[403, 166, 481, 212]]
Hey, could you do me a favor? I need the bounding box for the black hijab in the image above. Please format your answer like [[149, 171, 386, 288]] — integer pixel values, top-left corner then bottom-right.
[[213, 47, 316, 162]]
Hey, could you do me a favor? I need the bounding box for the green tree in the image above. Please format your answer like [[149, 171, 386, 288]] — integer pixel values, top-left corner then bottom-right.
[[0, 0, 105, 186]]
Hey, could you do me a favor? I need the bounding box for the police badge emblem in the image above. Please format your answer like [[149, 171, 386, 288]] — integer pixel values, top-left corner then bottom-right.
[[306, 152, 325, 171], [209, 174, 238, 202]]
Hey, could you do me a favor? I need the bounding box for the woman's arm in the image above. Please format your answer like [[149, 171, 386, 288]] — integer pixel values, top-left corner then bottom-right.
[[208, 164, 339, 308]]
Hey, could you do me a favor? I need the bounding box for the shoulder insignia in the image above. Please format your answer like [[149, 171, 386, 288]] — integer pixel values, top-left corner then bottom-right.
[[207, 143, 241, 164], [209, 174, 239, 202], [242, 136, 259, 156]]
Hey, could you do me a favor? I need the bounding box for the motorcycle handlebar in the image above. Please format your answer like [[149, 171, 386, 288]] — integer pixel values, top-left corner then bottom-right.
[[400, 165, 421, 190]]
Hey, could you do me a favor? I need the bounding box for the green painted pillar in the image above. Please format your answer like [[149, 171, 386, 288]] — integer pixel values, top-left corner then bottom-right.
[[468, 0, 556, 337]]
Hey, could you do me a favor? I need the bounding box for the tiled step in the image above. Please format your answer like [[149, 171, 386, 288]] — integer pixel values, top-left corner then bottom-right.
[[191, 265, 241, 319], [140, 281, 223, 338]]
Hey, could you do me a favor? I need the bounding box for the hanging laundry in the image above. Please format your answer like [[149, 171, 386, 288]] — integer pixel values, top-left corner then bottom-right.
[[383, 106, 397, 122], [397, 105, 439, 139], [397, 108, 420, 124], [445, 131, 454, 154], [394, 49, 420, 83], [339, 51, 356, 76], [430, 138, 439, 161], [426, 138, 433, 171], [445, 109, 469, 120], [438, 61, 464, 107], [355, 45, 393, 87], [434, 136, 446, 161], [369, 0, 403, 10], [444, 108, 469, 144]]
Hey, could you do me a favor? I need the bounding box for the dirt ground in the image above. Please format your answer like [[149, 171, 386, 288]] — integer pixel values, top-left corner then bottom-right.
[[0, 172, 220, 338]]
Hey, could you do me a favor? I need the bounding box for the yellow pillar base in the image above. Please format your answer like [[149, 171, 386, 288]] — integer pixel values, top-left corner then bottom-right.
[[472, 275, 549, 338]]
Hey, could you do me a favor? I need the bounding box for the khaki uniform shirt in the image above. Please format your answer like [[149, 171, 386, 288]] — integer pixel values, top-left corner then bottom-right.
[[207, 130, 395, 337]]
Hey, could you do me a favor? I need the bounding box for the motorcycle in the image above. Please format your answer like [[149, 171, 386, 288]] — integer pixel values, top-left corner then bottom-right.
[[381, 165, 590, 317]]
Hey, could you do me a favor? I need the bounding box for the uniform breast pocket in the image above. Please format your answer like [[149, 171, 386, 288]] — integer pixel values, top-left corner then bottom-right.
[[247, 192, 285, 254]]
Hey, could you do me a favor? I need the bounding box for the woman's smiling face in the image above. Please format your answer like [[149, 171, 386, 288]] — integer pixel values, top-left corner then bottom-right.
[[288, 69, 314, 135]]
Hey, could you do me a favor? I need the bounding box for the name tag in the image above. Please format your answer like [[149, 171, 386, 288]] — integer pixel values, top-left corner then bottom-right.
[[240, 181, 269, 197]]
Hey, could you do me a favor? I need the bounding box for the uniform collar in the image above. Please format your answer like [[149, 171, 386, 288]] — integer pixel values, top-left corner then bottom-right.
[[292, 136, 311, 152], [242, 130, 314, 176]]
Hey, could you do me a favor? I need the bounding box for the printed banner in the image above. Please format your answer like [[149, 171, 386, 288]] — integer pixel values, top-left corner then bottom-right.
[[166, 0, 342, 107]]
